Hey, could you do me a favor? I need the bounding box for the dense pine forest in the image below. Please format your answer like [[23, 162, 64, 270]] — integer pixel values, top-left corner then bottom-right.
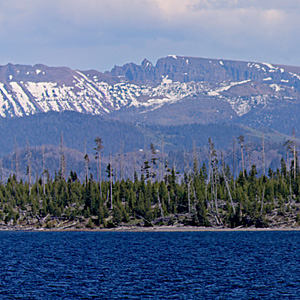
[[1, 135, 300, 230]]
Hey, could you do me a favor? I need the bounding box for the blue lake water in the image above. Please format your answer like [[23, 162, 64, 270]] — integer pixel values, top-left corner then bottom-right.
[[0, 231, 300, 299]]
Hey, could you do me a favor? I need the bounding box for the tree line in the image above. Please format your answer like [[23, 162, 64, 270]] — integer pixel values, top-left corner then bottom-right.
[[0, 135, 300, 229]]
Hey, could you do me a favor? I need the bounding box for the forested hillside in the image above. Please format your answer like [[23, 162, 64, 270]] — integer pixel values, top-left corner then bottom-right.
[[0, 111, 287, 156], [1, 139, 300, 230], [0, 111, 293, 183]]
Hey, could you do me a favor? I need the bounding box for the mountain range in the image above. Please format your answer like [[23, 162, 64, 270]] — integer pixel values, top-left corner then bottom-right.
[[0, 55, 299, 180], [0, 56, 299, 134]]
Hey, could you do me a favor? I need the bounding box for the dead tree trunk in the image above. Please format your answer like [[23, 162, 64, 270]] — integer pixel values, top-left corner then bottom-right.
[[157, 188, 164, 217], [110, 153, 113, 210], [221, 152, 235, 215], [26, 140, 32, 196], [14, 137, 19, 181], [94, 137, 104, 199], [262, 134, 265, 177], [42, 145, 46, 195], [293, 128, 296, 180], [59, 133, 66, 180], [238, 135, 245, 177]]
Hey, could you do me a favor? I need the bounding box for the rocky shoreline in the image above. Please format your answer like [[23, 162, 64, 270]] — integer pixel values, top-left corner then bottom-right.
[[1, 223, 300, 232], [2, 204, 300, 232]]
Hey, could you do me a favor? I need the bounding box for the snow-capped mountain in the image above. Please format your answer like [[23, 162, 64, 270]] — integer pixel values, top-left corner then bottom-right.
[[1, 56, 300, 130]]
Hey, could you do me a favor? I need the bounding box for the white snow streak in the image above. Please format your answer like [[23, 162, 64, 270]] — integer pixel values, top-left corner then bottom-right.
[[10, 82, 36, 114], [0, 83, 22, 117], [262, 63, 276, 70]]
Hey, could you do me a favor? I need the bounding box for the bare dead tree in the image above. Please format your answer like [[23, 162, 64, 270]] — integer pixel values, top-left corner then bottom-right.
[[0, 159, 3, 184], [232, 138, 236, 189], [119, 140, 124, 180], [183, 147, 189, 175], [192, 141, 199, 177], [161, 135, 165, 182], [284, 140, 293, 173], [133, 150, 137, 181], [150, 143, 158, 184], [260, 185, 265, 216], [14, 137, 19, 181], [157, 188, 164, 217], [262, 134, 265, 176], [238, 135, 245, 177], [84, 141, 90, 182], [293, 128, 297, 180], [246, 139, 252, 172], [26, 139, 32, 195], [221, 152, 235, 215], [42, 145, 46, 195], [94, 137, 104, 198], [187, 176, 192, 214], [59, 132, 66, 179], [114, 155, 118, 183], [209, 138, 221, 224], [109, 153, 113, 210]]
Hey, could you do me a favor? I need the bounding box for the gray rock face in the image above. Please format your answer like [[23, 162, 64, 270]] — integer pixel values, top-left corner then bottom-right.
[[110, 55, 300, 84]]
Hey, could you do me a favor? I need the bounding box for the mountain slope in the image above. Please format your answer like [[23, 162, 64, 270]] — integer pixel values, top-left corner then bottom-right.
[[0, 57, 300, 133], [0, 111, 289, 156], [0, 111, 290, 182]]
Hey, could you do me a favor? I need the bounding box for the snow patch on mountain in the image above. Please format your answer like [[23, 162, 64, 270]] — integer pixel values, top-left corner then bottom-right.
[[226, 95, 269, 116], [10, 82, 35, 115], [270, 84, 283, 92], [207, 80, 251, 96], [0, 58, 300, 121], [262, 63, 277, 70]]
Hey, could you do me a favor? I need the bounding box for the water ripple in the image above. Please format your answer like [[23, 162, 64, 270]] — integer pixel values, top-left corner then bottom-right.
[[0, 231, 300, 299]]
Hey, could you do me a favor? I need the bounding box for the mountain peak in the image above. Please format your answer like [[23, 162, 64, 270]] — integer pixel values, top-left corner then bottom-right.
[[141, 58, 153, 68]]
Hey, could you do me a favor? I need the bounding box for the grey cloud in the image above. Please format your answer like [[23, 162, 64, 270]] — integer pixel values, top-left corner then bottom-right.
[[191, 0, 300, 10], [0, 0, 300, 71]]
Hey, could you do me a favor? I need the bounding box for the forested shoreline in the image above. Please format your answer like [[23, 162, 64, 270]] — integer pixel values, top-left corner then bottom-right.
[[1, 136, 300, 230]]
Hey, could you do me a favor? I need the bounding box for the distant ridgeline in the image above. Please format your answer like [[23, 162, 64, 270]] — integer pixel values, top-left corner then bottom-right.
[[0, 137, 300, 230], [1, 57, 300, 134], [0, 111, 293, 183]]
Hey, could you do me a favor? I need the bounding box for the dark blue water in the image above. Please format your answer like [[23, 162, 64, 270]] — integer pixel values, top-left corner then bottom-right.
[[0, 231, 300, 299]]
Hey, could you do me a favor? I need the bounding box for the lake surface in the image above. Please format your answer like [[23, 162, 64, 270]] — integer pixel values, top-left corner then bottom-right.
[[0, 231, 300, 299]]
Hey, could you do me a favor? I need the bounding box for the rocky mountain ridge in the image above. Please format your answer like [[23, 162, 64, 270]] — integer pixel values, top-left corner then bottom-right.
[[0, 56, 300, 132]]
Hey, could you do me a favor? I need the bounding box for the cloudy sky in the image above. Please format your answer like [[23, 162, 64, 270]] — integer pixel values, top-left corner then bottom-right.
[[0, 0, 300, 71]]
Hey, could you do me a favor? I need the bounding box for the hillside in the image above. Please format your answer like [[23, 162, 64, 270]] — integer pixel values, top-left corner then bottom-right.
[[0, 111, 291, 183], [0, 57, 300, 135]]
